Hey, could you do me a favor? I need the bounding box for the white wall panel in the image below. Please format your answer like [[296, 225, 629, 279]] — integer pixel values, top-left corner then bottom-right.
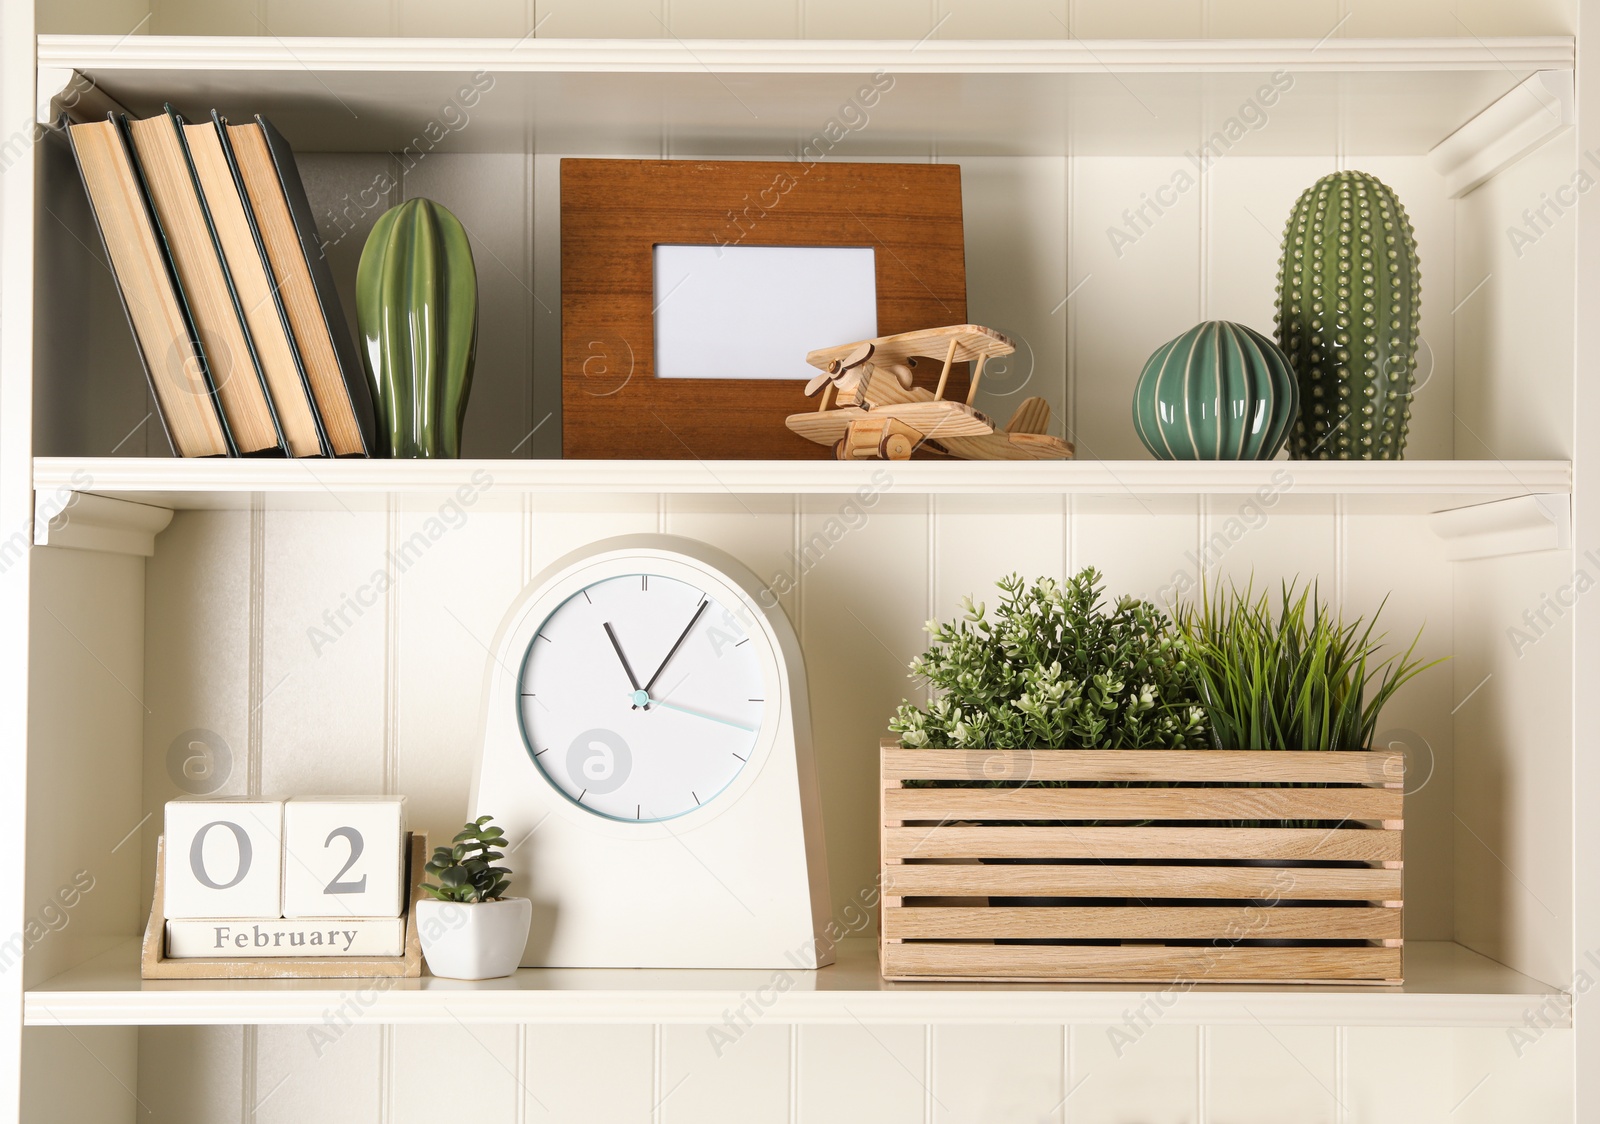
[[261, 0, 392, 36], [20, 1026, 138, 1124], [663, 496, 801, 621], [669, 0, 798, 37], [661, 1022, 791, 1123], [143, 509, 253, 907], [149, 0, 256, 36], [524, 1024, 655, 1121], [255, 1023, 382, 1124], [933, 502, 1066, 623], [261, 511, 388, 794], [1071, 1022, 1197, 1124], [933, 1024, 1064, 1124], [798, 1024, 925, 1124], [1068, 0, 1202, 38], [1207, 1025, 1337, 1124], [1346, 513, 1456, 940], [135, 1026, 245, 1124], [393, 505, 524, 852], [801, 0, 936, 40], [1347, 1026, 1574, 1123], [960, 157, 1069, 440], [392, 1025, 520, 1123], [1204, 157, 1334, 339], [1073, 498, 1201, 609], [1070, 158, 1202, 460], [398, 0, 533, 37], [800, 500, 928, 919]]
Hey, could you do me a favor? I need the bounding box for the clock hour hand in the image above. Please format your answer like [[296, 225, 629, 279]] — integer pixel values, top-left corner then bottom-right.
[[643, 599, 709, 697], [603, 622, 645, 705], [648, 697, 758, 733]]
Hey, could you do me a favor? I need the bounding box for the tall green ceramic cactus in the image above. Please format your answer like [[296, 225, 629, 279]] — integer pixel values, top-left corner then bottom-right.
[[356, 198, 478, 458], [1275, 171, 1420, 460]]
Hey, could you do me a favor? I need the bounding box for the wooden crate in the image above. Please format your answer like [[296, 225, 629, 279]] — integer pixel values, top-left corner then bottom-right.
[[880, 740, 1403, 984], [141, 833, 425, 979]]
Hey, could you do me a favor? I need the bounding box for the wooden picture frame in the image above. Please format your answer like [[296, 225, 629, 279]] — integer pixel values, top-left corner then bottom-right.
[[561, 159, 968, 459]]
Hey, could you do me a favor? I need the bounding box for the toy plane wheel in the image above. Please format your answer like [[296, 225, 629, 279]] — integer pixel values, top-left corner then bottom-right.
[[879, 430, 915, 459]]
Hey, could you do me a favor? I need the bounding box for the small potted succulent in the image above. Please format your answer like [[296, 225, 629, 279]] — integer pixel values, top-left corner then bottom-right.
[[415, 815, 530, 980]]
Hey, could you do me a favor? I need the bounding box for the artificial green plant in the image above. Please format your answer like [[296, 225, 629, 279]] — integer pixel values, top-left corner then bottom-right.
[[419, 815, 511, 903], [1175, 579, 1441, 751], [889, 569, 1209, 750]]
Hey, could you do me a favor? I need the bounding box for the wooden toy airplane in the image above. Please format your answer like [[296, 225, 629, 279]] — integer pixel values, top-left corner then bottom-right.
[[786, 325, 1074, 461]]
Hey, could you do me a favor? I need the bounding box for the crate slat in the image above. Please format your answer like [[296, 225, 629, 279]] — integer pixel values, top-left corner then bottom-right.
[[880, 942, 1403, 982], [880, 743, 1404, 984], [882, 863, 1403, 899], [884, 786, 1401, 821], [883, 904, 1402, 940], [884, 825, 1403, 862], [882, 744, 1404, 784]]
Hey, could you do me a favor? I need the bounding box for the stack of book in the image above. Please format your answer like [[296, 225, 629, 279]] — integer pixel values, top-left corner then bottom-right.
[[67, 108, 375, 458]]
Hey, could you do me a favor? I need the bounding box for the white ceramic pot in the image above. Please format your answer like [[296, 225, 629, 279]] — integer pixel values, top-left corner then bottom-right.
[[415, 897, 532, 980]]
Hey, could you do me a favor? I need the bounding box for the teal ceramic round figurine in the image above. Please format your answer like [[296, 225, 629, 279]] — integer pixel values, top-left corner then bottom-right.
[[356, 198, 478, 458], [1131, 320, 1299, 460], [1275, 170, 1420, 460]]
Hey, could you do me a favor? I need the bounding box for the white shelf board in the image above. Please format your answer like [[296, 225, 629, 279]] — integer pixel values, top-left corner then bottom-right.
[[31, 457, 1573, 516], [38, 35, 1574, 157], [24, 938, 1566, 1028]]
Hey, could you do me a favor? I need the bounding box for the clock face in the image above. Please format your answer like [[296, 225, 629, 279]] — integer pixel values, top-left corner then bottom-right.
[[516, 572, 767, 822]]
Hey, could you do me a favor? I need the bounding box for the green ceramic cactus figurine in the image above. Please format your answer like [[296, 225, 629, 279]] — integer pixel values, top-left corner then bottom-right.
[[1275, 171, 1420, 460], [356, 198, 478, 458]]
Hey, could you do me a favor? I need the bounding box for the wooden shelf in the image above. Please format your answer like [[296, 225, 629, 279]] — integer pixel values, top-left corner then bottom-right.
[[32, 456, 1572, 516], [37, 34, 1574, 157], [24, 938, 1565, 1028]]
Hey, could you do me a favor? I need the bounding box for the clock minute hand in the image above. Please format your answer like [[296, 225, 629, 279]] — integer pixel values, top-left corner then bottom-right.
[[643, 599, 709, 696], [603, 622, 644, 698]]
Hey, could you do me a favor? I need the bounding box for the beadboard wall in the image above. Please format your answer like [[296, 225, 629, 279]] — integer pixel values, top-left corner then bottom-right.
[[18, 1022, 1575, 1123], [20, 0, 1583, 1120]]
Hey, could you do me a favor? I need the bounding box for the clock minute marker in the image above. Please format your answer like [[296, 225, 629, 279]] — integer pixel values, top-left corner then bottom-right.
[[732, 752, 746, 761]]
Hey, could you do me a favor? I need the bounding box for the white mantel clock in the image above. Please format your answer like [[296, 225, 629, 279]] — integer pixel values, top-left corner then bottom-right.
[[470, 534, 833, 968]]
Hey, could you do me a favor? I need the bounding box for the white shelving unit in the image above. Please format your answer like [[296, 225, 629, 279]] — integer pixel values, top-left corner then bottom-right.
[[4, 7, 1592, 1123], [25, 938, 1565, 1029]]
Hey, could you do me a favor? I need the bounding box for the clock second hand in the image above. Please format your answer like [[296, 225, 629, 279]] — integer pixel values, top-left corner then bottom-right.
[[643, 696, 758, 733]]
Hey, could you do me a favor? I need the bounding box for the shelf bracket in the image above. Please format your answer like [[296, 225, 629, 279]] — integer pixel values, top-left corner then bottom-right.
[[34, 492, 174, 557], [1429, 493, 1569, 561], [1429, 70, 1573, 198], [36, 67, 132, 129]]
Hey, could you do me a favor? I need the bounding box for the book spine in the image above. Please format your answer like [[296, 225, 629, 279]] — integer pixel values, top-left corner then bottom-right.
[[257, 114, 375, 457], [114, 113, 240, 457], [213, 110, 332, 457], [165, 105, 290, 458]]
